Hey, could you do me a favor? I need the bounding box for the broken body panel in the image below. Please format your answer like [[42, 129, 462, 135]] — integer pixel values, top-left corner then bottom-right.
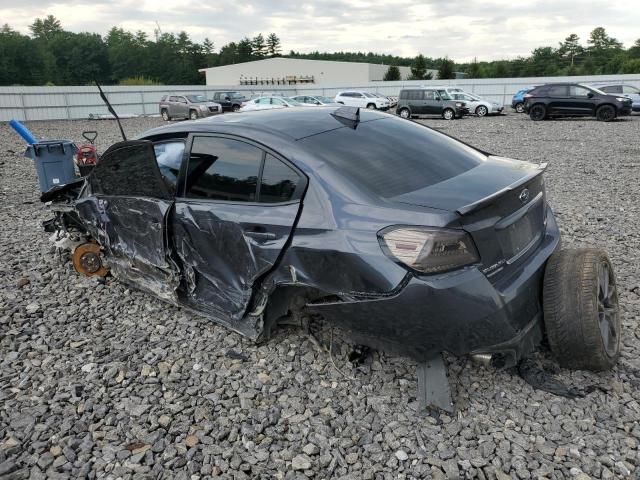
[[44, 108, 560, 366]]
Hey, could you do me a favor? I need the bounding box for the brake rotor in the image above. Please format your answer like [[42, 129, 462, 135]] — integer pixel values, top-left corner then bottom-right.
[[72, 242, 109, 277]]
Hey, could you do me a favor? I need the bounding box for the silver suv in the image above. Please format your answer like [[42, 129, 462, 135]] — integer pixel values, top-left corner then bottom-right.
[[159, 94, 222, 121]]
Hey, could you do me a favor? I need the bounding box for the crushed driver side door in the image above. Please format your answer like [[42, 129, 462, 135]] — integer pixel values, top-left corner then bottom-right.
[[75, 140, 181, 302]]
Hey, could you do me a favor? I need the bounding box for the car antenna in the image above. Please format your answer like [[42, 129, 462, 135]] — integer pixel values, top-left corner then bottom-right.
[[95, 82, 127, 141], [331, 106, 360, 129]]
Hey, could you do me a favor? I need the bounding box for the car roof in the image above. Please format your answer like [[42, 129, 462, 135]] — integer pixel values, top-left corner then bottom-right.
[[140, 107, 387, 141]]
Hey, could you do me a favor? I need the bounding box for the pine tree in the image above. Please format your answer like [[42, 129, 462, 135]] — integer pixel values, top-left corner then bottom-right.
[[252, 33, 266, 57], [266, 33, 281, 57], [383, 65, 400, 81], [558, 34, 582, 66], [409, 54, 427, 80], [437, 57, 455, 79]]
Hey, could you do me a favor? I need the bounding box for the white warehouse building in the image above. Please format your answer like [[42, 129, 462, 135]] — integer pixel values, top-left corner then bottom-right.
[[198, 57, 425, 86]]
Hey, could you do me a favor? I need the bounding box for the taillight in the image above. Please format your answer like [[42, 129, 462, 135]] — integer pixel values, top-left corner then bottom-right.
[[524, 94, 532, 99], [379, 227, 480, 274]]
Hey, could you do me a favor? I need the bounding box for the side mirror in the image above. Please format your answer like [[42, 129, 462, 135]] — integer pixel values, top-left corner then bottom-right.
[[315, 101, 321, 105], [224, 96, 231, 101], [587, 92, 594, 98]]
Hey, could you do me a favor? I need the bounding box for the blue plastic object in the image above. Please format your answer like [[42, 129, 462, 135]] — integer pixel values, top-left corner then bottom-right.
[[9, 119, 37, 145], [25, 140, 77, 192]]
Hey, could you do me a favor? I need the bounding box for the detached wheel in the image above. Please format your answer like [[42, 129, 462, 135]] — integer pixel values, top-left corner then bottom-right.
[[475, 105, 488, 117], [189, 110, 199, 120], [398, 108, 410, 119], [529, 104, 546, 121], [596, 105, 616, 122], [442, 108, 455, 120], [515, 102, 525, 113], [161, 109, 170, 121], [542, 249, 620, 371]]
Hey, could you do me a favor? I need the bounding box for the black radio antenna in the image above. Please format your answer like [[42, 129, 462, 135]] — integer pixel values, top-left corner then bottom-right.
[[96, 82, 127, 141]]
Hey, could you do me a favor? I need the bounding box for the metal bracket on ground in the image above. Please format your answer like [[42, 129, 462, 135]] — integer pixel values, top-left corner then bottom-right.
[[417, 354, 454, 414]]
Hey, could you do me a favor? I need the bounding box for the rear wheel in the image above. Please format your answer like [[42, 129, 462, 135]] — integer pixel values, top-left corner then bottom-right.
[[366, 103, 376, 110], [475, 105, 488, 117], [515, 102, 525, 113], [442, 108, 455, 120], [189, 110, 199, 120], [542, 249, 620, 371], [596, 105, 616, 122], [161, 109, 170, 121], [529, 104, 546, 121], [398, 108, 410, 119], [232, 104, 241, 112]]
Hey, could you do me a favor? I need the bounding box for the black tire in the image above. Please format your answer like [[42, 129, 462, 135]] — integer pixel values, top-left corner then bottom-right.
[[232, 104, 241, 112], [475, 105, 488, 117], [515, 102, 525, 113], [189, 110, 199, 120], [398, 108, 411, 119], [596, 105, 616, 122], [366, 103, 376, 110], [161, 109, 170, 121], [542, 249, 620, 371], [442, 108, 455, 120], [529, 104, 546, 121]]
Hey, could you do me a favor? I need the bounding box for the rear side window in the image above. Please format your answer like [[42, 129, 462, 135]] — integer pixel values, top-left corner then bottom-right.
[[186, 137, 262, 202], [300, 118, 485, 198], [260, 154, 299, 203], [160, 95, 167, 101], [601, 85, 621, 93], [622, 85, 639, 94]]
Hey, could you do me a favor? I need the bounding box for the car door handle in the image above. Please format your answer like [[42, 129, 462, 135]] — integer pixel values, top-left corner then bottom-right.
[[245, 231, 277, 240]]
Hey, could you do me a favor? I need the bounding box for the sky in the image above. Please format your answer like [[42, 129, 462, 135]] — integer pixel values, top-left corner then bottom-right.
[[1, 0, 637, 62]]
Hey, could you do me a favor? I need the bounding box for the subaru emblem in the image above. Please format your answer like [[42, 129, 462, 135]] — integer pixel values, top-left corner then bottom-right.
[[519, 188, 530, 203]]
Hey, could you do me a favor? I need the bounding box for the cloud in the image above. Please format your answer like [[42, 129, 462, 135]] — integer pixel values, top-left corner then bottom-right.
[[1, 0, 637, 62]]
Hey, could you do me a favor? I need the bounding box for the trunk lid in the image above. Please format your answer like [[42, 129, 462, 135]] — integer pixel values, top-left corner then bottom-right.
[[392, 156, 548, 278]]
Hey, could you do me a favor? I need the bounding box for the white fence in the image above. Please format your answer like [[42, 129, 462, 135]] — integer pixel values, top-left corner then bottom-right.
[[2, 74, 640, 121]]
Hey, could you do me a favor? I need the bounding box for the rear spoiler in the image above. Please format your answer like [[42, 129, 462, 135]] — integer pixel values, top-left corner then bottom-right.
[[456, 162, 548, 216]]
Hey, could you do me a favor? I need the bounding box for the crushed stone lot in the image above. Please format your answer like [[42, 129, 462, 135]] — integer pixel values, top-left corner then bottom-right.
[[1, 113, 639, 479]]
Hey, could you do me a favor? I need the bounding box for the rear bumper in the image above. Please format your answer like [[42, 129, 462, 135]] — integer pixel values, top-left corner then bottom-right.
[[306, 206, 561, 362]]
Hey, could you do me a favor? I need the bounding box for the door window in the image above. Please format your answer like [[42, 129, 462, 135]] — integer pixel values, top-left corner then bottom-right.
[[255, 98, 270, 104], [169, 96, 178, 102], [259, 154, 300, 203], [185, 137, 262, 202], [547, 85, 568, 97], [154, 140, 185, 193], [271, 98, 286, 106], [622, 85, 639, 94]]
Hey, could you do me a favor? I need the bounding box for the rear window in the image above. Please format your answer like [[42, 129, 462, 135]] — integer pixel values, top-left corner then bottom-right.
[[299, 118, 485, 198]]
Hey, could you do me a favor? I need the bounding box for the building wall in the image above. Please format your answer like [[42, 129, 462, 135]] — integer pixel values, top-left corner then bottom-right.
[[2, 74, 639, 121], [201, 58, 375, 86]]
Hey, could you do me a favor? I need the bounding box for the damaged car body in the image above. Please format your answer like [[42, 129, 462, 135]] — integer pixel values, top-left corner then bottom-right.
[[44, 107, 621, 411]]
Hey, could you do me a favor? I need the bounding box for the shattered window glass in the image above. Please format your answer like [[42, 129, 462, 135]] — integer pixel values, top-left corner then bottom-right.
[[186, 137, 262, 202], [154, 141, 185, 193]]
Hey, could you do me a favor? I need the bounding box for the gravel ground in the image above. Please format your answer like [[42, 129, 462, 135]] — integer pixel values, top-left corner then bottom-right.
[[1, 113, 639, 480]]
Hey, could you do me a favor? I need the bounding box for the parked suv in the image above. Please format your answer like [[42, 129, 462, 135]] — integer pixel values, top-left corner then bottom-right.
[[335, 91, 390, 110], [212, 91, 249, 112], [511, 87, 536, 113], [524, 83, 633, 122], [396, 87, 467, 120], [159, 94, 222, 121], [590, 83, 640, 113]]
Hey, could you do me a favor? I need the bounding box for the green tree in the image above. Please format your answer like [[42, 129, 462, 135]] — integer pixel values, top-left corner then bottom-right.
[[588, 27, 623, 51], [437, 57, 455, 79], [409, 54, 427, 80], [238, 37, 253, 62], [466, 57, 483, 78], [29, 15, 63, 41], [383, 65, 400, 81], [266, 33, 281, 57], [0, 25, 47, 85], [558, 33, 583, 66], [252, 33, 266, 57]]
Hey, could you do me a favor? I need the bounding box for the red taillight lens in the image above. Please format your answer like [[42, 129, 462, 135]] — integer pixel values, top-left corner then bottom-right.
[[379, 227, 480, 274]]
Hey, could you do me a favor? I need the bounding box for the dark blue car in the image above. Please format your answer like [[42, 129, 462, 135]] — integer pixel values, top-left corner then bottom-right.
[[44, 107, 620, 410]]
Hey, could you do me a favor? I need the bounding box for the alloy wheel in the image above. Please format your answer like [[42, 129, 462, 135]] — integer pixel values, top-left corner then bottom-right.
[[597, 261, 619, 357]]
